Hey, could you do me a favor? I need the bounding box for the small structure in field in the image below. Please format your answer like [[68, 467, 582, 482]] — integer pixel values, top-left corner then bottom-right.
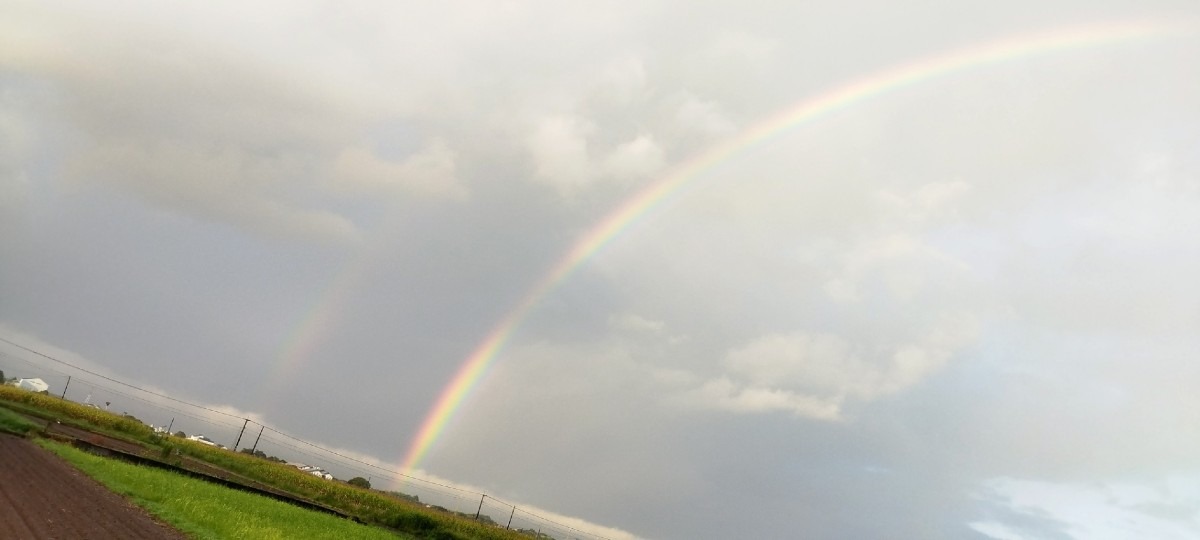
[[290, 462, 334, 480], [17, 378, 49, 393]]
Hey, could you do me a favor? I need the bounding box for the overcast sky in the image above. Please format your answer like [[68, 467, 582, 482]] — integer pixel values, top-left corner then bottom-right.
[[3, 1, 1200, 538]]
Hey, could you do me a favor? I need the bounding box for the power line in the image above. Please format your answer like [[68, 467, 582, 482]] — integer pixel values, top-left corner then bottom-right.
[[68, 376, 245, 430], [1, 337, 613, 539], [0, 337, 245, 420], [260, 424, 490, 496]]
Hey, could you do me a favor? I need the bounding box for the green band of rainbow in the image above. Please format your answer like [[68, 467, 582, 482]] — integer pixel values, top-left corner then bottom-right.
[[398, 19, 1189, 472]]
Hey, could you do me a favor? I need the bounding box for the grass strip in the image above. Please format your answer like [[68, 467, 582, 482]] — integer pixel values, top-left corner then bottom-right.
[[0, 404, 39, 435], [6, 386, 525, 539], [39, 440, 411, 540]]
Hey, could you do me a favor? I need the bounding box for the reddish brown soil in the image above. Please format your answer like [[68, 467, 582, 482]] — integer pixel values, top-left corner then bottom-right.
[[0, 434, 188, 539]]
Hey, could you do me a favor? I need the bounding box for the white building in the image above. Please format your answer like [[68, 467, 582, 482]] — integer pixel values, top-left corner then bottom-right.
[[17, 378, 49, 393]]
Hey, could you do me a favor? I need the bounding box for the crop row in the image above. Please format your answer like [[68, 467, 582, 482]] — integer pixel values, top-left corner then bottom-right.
[[0, 385, 155, 440], [0, 385, 537, 540]]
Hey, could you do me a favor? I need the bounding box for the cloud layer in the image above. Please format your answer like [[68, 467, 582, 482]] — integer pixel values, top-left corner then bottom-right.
[[4, 1, 1200, 538]]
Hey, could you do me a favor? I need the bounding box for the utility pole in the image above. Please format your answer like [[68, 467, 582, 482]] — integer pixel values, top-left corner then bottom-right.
[[167, 418, 174, 434], [506, 506, 515, 529], [250, 425, 265, 454], [475, 494, 486, 521], [60, 376, 71, 399], [233, 419, 249, 451]]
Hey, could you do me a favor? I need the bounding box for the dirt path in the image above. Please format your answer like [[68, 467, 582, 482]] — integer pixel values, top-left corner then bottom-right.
[[0, 434, 188, 539]]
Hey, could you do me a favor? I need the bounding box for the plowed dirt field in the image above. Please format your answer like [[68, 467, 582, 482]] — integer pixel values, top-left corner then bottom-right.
[[0, 434, 187, 539]]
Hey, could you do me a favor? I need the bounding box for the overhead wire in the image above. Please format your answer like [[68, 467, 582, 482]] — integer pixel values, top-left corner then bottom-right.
[[0, 337, 246, 420], [2, 338, 611, 539]]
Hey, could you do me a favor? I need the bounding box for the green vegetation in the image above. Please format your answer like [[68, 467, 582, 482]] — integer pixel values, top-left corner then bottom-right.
[[350, 476, 372, 489], [0, 405, 39, 435], [0, 385, 155, 442], [39, 440, 408, 540], [0, 385, 532, 540], [169, 441, 521, 539], [239, 446, 287, 462], [388, 491, 420, 503]]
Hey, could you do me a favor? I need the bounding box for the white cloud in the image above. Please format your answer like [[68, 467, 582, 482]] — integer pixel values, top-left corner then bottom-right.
[[874, 179, 972, 226], [673, 93, 738, 138], [6, 2, 1200, 538], [596, 56, 649, 105], [333, 138, 466, 200], [609, 313, 666, 334], [678, 314, 978, 420], [67, 140, 362, 245], [527, 114, 595, 193], [710, 30, 777, 66], [677, 376, 843, 419], [602, 134, 666, 181]]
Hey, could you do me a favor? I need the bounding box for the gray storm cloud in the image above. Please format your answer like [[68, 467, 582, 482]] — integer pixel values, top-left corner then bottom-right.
[[3, 1, 1200, 538]]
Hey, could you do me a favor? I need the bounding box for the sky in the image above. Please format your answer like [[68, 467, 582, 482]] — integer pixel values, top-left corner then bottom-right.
[[2, 1, 1200, 538]]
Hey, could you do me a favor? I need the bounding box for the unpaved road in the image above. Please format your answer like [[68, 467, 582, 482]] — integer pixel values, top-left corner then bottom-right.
[[0, 434, 187, 539]]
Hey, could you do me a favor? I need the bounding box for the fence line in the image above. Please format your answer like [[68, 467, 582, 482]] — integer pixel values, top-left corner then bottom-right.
[[0, 339, 612, 540]]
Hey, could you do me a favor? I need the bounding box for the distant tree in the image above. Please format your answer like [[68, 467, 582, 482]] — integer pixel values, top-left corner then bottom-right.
[[0, 369, 5, 382], [174, 431, 186, 438], [348, 477, 371, 489], [239, 448, 272, 459], [387, 491, 419, 503]]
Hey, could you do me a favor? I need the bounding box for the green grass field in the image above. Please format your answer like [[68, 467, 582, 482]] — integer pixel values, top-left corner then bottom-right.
[[2, 386, 528, 540], [0, 404, 39, 435], [40, 440, 412, 540]]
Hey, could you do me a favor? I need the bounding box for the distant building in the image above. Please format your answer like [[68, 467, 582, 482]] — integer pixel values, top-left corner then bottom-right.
[[186, 434, 225, 449], [17, 378, 49, 393], [290, 462, 333, 480]]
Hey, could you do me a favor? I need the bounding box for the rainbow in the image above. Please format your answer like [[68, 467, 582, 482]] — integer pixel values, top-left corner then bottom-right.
[[398, 19, 1189, 472], [261, 255, 367, 410]]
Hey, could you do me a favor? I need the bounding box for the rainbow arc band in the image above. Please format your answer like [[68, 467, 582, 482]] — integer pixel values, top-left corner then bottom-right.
[[389, 19, 1192, 473]]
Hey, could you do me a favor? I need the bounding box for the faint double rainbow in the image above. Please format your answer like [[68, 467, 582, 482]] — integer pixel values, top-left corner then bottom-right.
[[285, 19, 1185, 473]]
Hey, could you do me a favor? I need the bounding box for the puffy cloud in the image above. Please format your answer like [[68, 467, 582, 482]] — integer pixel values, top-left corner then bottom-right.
[[681, 313, 978, 420], [333, 138, 466, 200], [672, 92, 738, 138], [527, 114, 595, 193], [676, 376, 843, 419], [527, 119, 666, 194], [5, 2, 1200, 539], [595, 56, 649, 105], [602, 134, 666, 181], [608, 312, 666, 334], [0, 2, 483, 244], [68, 140, 362, 245]]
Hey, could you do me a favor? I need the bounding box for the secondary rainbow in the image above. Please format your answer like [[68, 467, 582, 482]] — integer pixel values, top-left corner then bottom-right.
[[399, 19, 1188, 472], [260, 254, 368, 411]]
